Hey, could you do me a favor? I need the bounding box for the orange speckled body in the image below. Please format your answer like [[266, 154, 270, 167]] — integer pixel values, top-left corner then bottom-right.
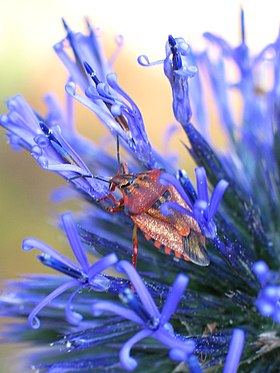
[[107, 167, 209, 266]]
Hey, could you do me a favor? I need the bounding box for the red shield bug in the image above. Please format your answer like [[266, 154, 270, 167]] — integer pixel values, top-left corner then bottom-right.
[[99, 163, 209, 268], [82, 60, 209, 268]]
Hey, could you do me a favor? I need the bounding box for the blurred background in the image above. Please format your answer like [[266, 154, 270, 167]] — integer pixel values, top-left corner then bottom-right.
[[0, 0, 279, 371]]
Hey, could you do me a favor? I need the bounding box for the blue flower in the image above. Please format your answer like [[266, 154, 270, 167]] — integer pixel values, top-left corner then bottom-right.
[[92, 260, 195, 371], [159, 167, 228, 238], [22, 212, 118, 328], [164, 35, 197, 126], [0, 95, 108, 200], [1, 10, 280, 373], [53, 19, 162, 170], [54, 18, 116, 91], [253, 261, 280, 323]]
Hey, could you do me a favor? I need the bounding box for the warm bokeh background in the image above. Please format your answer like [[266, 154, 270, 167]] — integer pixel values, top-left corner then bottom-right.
[[0, 0, 279, 371]]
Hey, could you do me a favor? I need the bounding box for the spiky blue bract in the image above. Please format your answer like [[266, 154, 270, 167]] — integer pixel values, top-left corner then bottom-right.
[[1, 11, 280, 373]]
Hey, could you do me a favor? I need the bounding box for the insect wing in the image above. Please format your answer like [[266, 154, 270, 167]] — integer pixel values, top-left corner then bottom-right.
[[130, 213, 209, 266], [182, 230, 209, 266]]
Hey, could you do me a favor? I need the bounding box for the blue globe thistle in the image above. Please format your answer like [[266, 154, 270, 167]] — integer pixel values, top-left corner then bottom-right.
[[1, 10, 280, 372]]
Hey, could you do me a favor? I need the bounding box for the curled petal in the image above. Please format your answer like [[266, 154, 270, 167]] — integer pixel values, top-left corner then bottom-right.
[[34, 134, 49, 148], [22, 238, 78, 270], [65, 309, 83, 326], [65, 81, 125, 138], [65, 286, 84, 325], [28, 279, 79, 329], [119, 329, 153, 371], [137, 54, 164, 67], [65, 81, 77, 96]]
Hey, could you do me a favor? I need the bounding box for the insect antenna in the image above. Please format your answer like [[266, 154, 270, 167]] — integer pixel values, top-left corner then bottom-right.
[[116, 133, 121, 171], [68, 174, 111, 183]]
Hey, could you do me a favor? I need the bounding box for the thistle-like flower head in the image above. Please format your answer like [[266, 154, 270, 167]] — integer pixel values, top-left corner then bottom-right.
[[1, 11, 280, 373]]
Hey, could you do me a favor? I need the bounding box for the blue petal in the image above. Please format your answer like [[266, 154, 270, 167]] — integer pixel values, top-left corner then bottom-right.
[[195, 167, 209, 203], [116, 261, 160, 319], [87, 253, 119, 281], [154, 328, 195, 358], [208, 179, 229, 220], [223, 328, 245, 373], [252, 260, 270, 286], [28, 279, 80, 329], [119, 328, 153, 371], [92, 301, 142, 324], [62, 213, 90, 271], [22, 238, 79, 271], [160, 274, 189, 325], [164, 36, 196, 126], [159, 172, 194, 207], [65, 286, 84, 325], [160, 201, 193, 218]]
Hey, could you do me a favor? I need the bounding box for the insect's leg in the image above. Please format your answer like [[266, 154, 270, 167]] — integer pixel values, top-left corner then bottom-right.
[[116, 134, 121, 168], [128, 224, 139, 292], [68, 173, 92, 181], [97, 194, 124, 213], [132, 224, 138, 268], [120, 162, 129, 174], [114, 160, 128, 176], [114, 136, 128, 176], [106, 204, 124, 213], [115, 134, 127, 175]]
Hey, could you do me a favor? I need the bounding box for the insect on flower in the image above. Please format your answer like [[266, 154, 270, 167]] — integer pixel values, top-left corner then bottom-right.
[[81, 60, 210, 268], [99, 162, 210, 268]]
